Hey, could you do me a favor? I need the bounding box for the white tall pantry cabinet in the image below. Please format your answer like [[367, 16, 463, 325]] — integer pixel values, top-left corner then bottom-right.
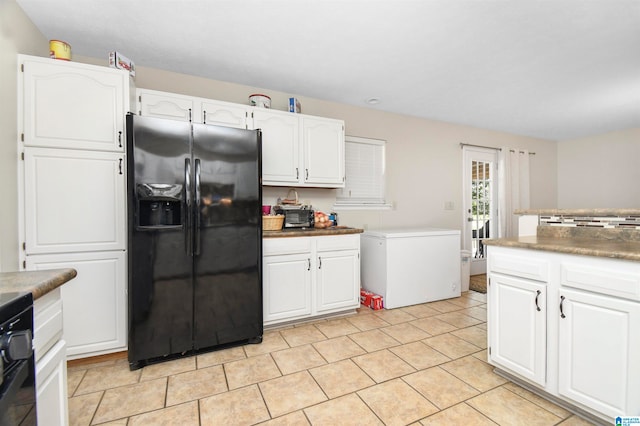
[[17, 55, 130, 365]]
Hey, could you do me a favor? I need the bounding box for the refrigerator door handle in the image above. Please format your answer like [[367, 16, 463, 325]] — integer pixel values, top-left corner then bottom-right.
[[194, 158, 202, 256], [185, 158, 193, 256]]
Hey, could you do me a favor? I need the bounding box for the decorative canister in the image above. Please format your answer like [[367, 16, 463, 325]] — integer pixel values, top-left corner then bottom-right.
[[49, 40, 71, 60], [249, 94, 271, 108]]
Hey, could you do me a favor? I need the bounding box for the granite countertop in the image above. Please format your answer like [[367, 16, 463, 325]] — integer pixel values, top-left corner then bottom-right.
[[514, 208, 640, 216], [264, 226, 364, 238], [0, 268, 77, 300], [484, 227, 640, 262]]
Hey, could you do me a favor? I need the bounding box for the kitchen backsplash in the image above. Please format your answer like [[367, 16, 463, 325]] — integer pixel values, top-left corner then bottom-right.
[[540, 214, 640, 229]]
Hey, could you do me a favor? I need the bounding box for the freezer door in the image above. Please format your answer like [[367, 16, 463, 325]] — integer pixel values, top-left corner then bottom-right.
[[191, 123, 263, 349], [126, 114, 194, 367]]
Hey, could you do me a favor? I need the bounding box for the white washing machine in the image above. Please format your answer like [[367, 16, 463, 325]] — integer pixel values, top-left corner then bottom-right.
[[360, 228, 461, 309]]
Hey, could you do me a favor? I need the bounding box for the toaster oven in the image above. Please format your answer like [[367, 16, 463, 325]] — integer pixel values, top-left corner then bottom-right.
[[275, 207, 314, 228]]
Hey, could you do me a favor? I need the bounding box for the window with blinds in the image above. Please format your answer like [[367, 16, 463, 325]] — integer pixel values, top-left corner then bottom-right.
[[335, 136, 388, 207]]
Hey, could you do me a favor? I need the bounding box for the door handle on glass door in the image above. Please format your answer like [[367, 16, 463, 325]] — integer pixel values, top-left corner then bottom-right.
[[185, 158, 192, 256], [194, 159, 202, 256]]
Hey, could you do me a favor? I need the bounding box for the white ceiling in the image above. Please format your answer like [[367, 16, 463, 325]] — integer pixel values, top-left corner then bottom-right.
[[16, 0, 640, 141]]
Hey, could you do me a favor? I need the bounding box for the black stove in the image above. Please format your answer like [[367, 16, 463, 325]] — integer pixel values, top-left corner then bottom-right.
[[0, 291, 36, 425]]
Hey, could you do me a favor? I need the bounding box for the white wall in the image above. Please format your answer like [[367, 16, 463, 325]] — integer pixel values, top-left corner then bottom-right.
[[0, 0, 48, 271], [557, 128, 640, 208]]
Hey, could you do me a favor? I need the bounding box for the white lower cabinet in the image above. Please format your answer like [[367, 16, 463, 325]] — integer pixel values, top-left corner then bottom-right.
[[34, 288, 68, 426], [36, 340, 68, 426], [315, 237, 360, 313], [487, 245, 640, 422], [263, 252, 312, 322], [488, 273, 546, 387], [558, 287, 640, 419], [263, 234, 360, 326], [27, 251, 127, 359]]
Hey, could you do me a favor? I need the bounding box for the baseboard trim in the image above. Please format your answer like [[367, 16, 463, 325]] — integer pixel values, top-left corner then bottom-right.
[[493, 367, 609, 426], [67, 350, 127, 368]]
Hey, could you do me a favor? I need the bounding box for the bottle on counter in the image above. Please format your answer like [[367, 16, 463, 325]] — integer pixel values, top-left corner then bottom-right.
[[329, 212, 338, 226]]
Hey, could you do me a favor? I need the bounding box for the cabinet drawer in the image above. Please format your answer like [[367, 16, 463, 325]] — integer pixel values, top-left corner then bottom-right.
[[263, 237, 312, 256], [316, 234, 360, 252], [490, 250, 549, 282], [561, 260, 640, 301], [34, 288, 63, 363]]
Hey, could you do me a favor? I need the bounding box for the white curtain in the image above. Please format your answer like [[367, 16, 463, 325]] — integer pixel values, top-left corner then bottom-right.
[[498, 148, 531, 237]]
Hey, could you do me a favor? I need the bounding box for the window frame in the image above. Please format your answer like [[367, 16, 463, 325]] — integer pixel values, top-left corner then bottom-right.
[[333, 135, 391, 210]]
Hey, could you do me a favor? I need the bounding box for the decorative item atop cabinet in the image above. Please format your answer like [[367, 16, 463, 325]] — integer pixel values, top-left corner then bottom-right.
[[137, 88, 345, 188], [17, 54, 129, 359]]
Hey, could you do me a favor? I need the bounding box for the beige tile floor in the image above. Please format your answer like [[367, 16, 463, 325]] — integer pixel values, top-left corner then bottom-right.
[[67, 291, 597, 425]]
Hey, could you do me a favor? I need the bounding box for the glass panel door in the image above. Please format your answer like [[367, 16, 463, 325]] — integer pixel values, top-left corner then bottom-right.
[[463, 147, 497, 275]]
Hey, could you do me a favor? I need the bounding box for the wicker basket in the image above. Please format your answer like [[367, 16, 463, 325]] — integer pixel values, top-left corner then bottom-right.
[[263, 215, 285, 231]]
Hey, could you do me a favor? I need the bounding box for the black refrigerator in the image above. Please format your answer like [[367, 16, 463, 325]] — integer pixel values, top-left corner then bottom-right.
[[126, 113, 263, 370]]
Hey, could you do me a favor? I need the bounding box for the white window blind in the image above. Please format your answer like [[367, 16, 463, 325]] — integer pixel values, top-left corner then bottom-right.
[[335, 136, 387, 207]]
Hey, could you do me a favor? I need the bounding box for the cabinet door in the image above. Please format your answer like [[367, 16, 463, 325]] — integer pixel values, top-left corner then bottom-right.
[[26, 250, 127, 358], [36, 340, 68, 426], [263, 253, 312, 323], [202, 100, 248, 128], [253, 109, 300, 185], [558, 288, 640, 418], [316, 249, 360, 313], [23, 148, 125, 254], [302, 116, 344, 187], [21, 56, 127, 152], [138, 90, 200, 122], [488, 273, 546, 386], [33, 288, 63, 363]]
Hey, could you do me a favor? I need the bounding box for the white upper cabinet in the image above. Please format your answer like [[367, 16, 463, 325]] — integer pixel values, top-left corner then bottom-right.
[[23, 148, 126, 254], [302, 116, 345, 187], [138, 89, 200, 122], [19, 55, 129, 152], [252, 109, 300, 184], [254, 109, 345, 187], [201, 99, 249, 129], [136, 89, 345, 188]]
